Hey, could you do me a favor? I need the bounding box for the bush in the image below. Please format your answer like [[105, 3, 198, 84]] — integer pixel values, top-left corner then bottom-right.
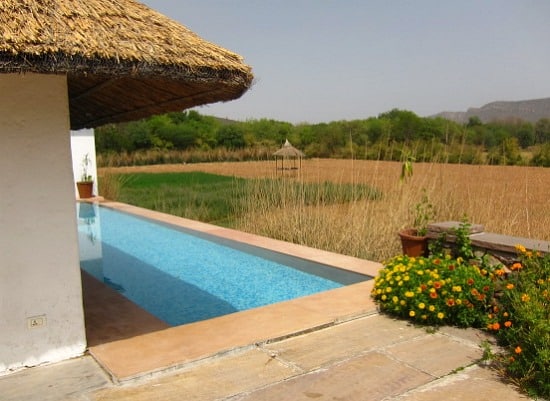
[[488, 247, 550, 399], [371, 254, 496, 327], [371, 226, 549, 398]]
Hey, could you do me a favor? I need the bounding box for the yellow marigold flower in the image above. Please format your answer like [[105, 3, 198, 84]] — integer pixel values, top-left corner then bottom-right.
[[457, 257, 463, 264], [455, 299, 462, 305], [437, 312, 445, 319], [400, 300, 406, 306], [376, 289, 383, 294], [521, 293, 530, 302], [418, 302, 426, 309], [386, 287, 393, 293], [403, 275, 410, 281], [537, 279, 544, 285], [416, 270, 424, 275], [398, 281, 404, 286], [515, 244, 526, 254], [381, 295, 387, 301], [409, 310, 416, 317], [392, 296, 399, 303], [405, 291, 415, 298], [421, 314, 427, 320], [452, 286, 462, 292], [428, 305, 435, 312], [419, 259, 425, 265]]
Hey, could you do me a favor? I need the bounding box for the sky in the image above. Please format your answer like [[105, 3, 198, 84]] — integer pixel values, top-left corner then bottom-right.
[[141, 0, 550, 124]]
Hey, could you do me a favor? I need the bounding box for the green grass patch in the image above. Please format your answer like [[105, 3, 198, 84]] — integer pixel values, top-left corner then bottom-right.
[[116, 172, 246, 226], [115, 172, 381, 226]]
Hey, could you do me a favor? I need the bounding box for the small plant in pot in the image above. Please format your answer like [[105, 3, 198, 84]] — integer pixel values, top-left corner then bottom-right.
[[76, 153, 94, 199], [398, 190, 434, 257]]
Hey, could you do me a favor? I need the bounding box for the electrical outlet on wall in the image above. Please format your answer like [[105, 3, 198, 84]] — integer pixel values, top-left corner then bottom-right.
[[27, 315, 47, 329]]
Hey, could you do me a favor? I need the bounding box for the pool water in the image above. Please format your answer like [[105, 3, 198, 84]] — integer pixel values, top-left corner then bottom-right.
[[77, 204, 369, 326]]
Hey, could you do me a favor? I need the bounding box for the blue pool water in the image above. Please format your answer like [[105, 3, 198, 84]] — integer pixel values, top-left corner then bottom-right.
[[77, 204, 369, 326]]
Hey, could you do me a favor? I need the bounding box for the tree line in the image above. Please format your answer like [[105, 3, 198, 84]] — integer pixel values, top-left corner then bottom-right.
[[95, 109, 550, 167]]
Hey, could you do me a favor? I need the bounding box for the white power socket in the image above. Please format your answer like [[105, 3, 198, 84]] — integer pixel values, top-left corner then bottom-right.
[[27, 315, 47, 329]]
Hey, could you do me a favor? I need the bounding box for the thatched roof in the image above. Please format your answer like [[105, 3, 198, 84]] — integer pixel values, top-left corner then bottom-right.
[[0, 0, 253, 129], [273, 139, 305, 157]]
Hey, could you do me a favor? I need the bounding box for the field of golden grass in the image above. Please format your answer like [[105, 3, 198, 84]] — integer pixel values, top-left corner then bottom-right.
[[102, 159, 550, 261]]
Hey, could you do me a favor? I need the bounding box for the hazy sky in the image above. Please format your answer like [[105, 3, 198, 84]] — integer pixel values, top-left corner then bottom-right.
[[142, 1, 550, 124]]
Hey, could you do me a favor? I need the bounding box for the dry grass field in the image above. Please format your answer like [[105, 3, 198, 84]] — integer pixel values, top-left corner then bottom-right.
[[102, 159, 550, 261]]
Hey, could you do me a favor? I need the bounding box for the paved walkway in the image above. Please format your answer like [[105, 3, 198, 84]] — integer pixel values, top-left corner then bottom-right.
[[0, 313, 531, 401]]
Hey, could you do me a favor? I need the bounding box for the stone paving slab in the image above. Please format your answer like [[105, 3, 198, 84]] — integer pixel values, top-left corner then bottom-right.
[[263, 314, 424, 371], [91, 348, 296, 401], [384, 333, 483, 378], [385, 365, 531, 401], [0, 356, 109, 401], [231, 351, 434, 401]]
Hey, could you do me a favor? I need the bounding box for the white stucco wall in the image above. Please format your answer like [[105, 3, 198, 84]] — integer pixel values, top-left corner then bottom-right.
[[70, 129, 98, 197], [0, 73, 86, 373]]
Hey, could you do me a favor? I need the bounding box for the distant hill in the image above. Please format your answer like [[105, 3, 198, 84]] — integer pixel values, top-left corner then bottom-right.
[[433, 97, 550, 124]]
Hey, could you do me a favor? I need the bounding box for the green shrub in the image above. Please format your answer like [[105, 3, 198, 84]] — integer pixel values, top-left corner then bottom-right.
[[488, 247, 550, 399], [371, 234, 550, 398], [372, 254, 495, 327]]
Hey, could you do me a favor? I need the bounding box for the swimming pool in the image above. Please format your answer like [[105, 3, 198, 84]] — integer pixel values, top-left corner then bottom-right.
[[77, 203, 370, 326]]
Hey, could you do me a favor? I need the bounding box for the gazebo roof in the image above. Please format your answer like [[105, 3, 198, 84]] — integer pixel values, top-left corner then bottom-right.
[[0, 0, 253, 129], [273, 139, 305, 157]]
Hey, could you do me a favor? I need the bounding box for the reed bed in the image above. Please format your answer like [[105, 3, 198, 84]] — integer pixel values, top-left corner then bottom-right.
[[101, 159, 550, 262]]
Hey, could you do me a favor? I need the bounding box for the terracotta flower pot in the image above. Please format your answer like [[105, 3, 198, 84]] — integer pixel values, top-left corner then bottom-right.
[[398, 228, 429, 257], [77, 181, 94, 199]]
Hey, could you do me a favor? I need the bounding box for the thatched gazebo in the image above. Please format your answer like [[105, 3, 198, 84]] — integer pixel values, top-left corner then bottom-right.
[[273, 139, 305, 171], [0, 0, 252, 374]]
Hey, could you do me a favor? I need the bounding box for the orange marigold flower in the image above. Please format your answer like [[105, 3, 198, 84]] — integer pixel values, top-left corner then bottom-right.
[[467, 278, 474, 285], [477, 293, 486, 301], [483, 285, 490, 292], [495, 269, 505, 276], [446, 298, 455, 307], [430, 292, 438, 299], [470, 288, 479, 296], [506, 283, 515, 290], [434, 281, 442, 289], [491, 322, 500, 331], [510, 262, 522, 271], [515, 346, 522, 354], [509, 356, 515, 362], [433, 259, 441, 265], [504, 321, 512, 328], [493, 305, 499, 313]]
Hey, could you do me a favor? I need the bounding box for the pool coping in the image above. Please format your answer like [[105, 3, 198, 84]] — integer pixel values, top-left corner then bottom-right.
[[85, 200, 383, 382]]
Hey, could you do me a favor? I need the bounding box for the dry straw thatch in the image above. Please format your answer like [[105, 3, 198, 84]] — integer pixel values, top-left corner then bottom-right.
[[273, 139, 305, 158], [0, 0, 253, 129]]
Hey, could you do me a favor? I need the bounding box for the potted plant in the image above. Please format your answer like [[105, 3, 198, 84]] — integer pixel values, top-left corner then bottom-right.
[[76, 153, 94, 199], [398, 190, 434, 257]]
